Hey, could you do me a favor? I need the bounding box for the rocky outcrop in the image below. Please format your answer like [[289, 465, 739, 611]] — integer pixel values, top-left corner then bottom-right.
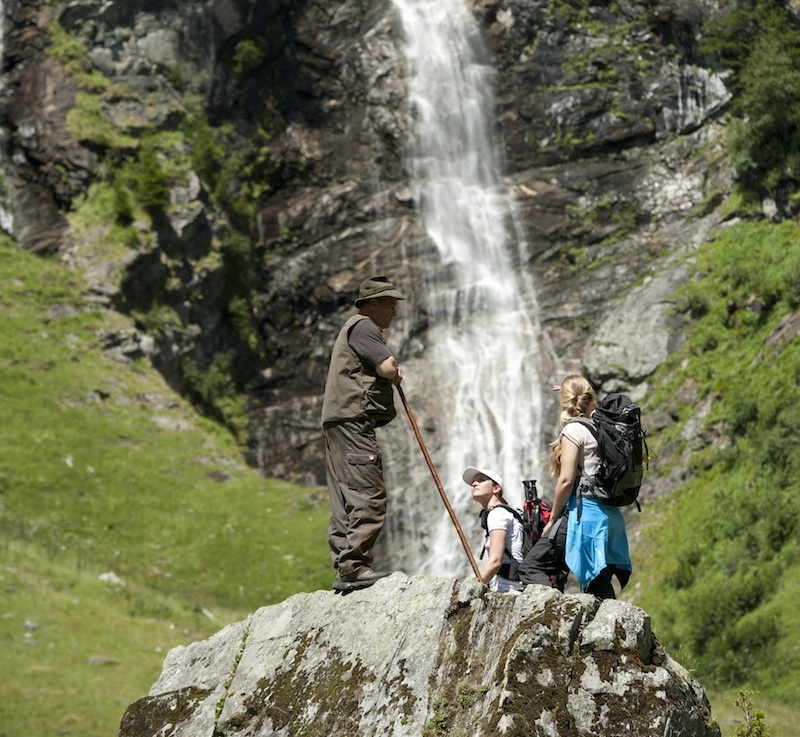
[[247, 0, 736, 487], [119, 574, 721, 737], [0, 0, 741, 518]]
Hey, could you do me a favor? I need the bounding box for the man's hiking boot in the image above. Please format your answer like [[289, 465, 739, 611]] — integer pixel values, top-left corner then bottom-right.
[[333, 568, 390, 593]]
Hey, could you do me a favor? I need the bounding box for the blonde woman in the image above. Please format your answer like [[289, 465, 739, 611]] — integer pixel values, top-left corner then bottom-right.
[[544, 375, 632, 599]]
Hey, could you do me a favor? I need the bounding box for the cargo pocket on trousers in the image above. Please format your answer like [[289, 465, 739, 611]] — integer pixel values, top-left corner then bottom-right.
[[346, 451, 383, 492]]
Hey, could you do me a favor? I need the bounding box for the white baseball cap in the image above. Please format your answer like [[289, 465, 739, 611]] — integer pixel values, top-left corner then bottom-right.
[[462, 466, 503, 488]]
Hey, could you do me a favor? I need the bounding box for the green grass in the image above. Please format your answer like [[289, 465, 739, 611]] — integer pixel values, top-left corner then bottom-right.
[[632, 219, 800, 705], [709, 690, 798, 737], [0, 236, 331, 736], [0, 540, 237, 736], [6, 216, 800, 734]]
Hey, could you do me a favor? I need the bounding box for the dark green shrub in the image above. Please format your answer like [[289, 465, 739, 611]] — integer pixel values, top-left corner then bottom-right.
[[702, 1, 800, 200], [233, 38, 266, 77], [684, 568, 772, 655], [705, 612, 779, 686], [182, 110, 277, 228], [179, 354, 245, 436], [731, 399, 758, 436], [760, 407, 800, 475], [183, 111, 223, 193], [219, 229, 259, 354], [111, 174, 134, 225], [781, 257, 800, 308], [130, 138, 169, 215], [684, 289, 710, 319]]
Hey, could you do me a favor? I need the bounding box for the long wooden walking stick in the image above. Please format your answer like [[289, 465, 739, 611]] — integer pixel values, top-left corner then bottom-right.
[[397, 384, 482, 579]]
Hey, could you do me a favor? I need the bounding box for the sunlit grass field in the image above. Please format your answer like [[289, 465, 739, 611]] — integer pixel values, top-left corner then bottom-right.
[[0, 238, 331, 736], [709, 690, 796, 737], [3, 229, 800, 736]]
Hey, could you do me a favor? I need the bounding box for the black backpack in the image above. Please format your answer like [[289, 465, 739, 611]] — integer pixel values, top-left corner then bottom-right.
[[479, 481, 551, 581], [569, 393, 648, 509]]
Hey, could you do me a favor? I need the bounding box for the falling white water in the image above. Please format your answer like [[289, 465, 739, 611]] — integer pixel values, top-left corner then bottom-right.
[[384, 0, 551, 576]]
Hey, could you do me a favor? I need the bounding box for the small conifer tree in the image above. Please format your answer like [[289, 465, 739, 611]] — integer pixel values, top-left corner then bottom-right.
[[734, 690, 770, 737]]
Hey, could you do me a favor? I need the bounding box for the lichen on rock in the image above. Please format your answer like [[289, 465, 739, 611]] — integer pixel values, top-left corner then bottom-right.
[[119, 574, 720, 737]]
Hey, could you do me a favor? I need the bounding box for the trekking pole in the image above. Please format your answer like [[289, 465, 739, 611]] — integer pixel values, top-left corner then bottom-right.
[[397, 384, 482, 579], [522, 479, 538, 545]]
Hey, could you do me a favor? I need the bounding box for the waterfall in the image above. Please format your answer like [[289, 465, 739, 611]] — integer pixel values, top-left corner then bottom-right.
[[382, 0, 552, 576]]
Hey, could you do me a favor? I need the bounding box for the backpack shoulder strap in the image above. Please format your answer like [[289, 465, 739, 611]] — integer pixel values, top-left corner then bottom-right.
[[561, 417, 596, 478], [486, 505, 524, 569], [562, 418, 598, 521], [481, 504, 520, 563], [565, 416, 598, 438], [491, 503, 524, 524]]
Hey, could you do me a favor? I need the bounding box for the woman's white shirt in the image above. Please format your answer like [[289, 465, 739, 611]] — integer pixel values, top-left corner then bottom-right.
[[484, 505, 525, 593], [484, 505, 524, 562], [561, 420, 601, 476]]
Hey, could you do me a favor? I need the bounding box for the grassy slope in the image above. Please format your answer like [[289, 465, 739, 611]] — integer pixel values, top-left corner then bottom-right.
[[628, 219, 800, 730], [4, 220, 800, 735], [0, 237, 331, 736]]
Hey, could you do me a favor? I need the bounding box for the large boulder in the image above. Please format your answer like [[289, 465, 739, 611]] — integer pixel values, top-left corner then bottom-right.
[[119, 574, 720, 737]]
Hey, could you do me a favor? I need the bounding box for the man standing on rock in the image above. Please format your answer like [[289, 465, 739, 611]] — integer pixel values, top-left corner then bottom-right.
[[321, 276, 406, 592]]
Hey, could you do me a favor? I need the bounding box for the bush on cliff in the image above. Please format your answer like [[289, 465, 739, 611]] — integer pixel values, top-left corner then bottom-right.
[[703, 0, 800, 205]]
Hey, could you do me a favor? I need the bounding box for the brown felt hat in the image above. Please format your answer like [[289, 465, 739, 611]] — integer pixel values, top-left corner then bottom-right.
[[354, 275, 406, 305]]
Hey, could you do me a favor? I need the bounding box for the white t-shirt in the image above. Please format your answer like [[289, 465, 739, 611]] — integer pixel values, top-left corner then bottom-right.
[[561, 420, 601, 476], [484, 505, 524, 593]]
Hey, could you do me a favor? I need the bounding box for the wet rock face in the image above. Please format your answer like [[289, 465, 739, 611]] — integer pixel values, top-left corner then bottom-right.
[[0, 0, 733, 484], [244, 0, 734, 485], [118, 575, 721, 737]]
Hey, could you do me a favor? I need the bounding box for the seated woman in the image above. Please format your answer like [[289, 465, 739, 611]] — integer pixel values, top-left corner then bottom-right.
[[463, 466, 524, 594]]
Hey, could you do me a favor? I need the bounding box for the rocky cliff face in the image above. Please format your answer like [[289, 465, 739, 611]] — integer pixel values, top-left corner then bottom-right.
[[1, 0, 735, 552], [119, 575, 721, 737]]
